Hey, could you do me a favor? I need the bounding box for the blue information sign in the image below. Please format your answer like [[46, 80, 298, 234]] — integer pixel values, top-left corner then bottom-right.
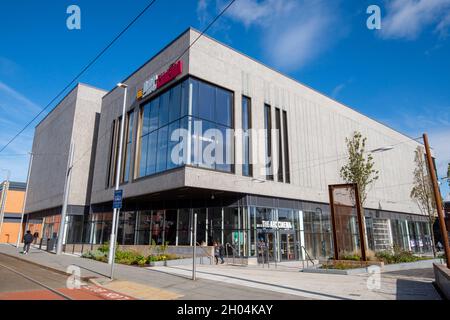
[[113, 190, 123, 209]]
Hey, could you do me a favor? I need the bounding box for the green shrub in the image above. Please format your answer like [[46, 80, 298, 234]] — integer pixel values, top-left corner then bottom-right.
[[375, 249, 427, 264], [97, 242, 110, 253], [341, 254, 361, 261], [82, 249, 107, 262], [115, 249, 143, 265], [146, 253, 179, 263], [83, 247, 180, 266], [321, 262, 363, 270]]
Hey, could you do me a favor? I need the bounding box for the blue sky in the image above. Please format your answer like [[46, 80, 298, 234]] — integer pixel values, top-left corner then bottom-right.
[[0, 0, 449, 197]]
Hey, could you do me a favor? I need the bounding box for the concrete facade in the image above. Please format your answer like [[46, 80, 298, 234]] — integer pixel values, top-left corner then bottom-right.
[[90, 28, 424, 216], [23, 28, 439, 259], [26, 84, 106, 215]]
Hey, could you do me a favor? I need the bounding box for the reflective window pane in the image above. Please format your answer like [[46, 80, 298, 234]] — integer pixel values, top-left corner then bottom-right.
[[146, 131, 158, 176], [139, 135, 148, 177], [216, 87, 232, 127], [156, 125, 168, 173], [149, 97, 159, 132], [169, 85, 181, 123], [198, 81, 215, 121], [159, 92, 169, 127], [167, 120, 181, 170]]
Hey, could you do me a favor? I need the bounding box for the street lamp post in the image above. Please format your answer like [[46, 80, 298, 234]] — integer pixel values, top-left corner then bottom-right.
[[109, 83, 128, 279], [16, 153, 33, 248], [56, 141, 74, 255], [0, 169, 11, 240]]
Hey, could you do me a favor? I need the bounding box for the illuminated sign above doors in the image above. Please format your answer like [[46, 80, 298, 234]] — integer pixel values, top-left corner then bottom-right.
[[137, 60, 183, 100], [258, 221, 293, 230]]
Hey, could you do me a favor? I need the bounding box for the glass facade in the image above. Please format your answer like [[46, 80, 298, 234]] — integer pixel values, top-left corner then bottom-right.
[[136, 77, 234, 179], [282, 110, 290, 183], [275, 108, 283, 182], [264, 104, 273, 180], [73, 205, 433, 261], [242, 96, 252, 177], [122, 111, 134, 182]]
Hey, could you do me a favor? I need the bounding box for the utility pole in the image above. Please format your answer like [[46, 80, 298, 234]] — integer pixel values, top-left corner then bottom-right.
[[423, 133, 450, 269], [0, 169, 11, 241], [56, 141, 75, 255], [192, 213, 197, 280], [108, 83, 128, 272], [16, 152, 33, 248]]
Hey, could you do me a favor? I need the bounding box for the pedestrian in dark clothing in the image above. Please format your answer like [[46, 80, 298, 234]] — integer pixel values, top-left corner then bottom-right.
[[23, 231, 33, 254], [218, 243, 225, 264], [213, 242, 220, 265]]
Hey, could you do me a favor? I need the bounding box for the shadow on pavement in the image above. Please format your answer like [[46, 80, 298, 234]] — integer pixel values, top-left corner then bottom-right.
[[395, 278, 440, 300]]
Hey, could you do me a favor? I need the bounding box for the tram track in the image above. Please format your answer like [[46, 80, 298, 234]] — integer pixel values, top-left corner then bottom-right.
[[0, 258, 73, 300]]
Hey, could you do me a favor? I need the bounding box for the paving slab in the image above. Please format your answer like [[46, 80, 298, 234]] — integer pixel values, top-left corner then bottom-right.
[[0, 244, 304, 300]]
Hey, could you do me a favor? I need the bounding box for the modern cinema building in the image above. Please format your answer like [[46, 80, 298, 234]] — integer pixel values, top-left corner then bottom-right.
[[25, 28, 435, 262]]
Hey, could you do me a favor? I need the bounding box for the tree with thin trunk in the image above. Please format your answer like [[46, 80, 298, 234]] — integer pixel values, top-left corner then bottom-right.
[[340, 131, 379, 206], [410, 146, 437, 257]]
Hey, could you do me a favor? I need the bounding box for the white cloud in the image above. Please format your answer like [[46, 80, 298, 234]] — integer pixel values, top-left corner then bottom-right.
[[331, 84, 346, 98], [389, 108, 450, 196], [0, 81, 41, 114], [200, 0, 343, 71], [427, 128, 450, 197], [0, 81, 39, 181], [197, 0, 211, 26], [436, 11, 450, 38], [0, 57, 20, 77], [381, 0, 450, 40]]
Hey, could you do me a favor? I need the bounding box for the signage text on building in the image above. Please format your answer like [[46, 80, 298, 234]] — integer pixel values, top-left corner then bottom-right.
[[259, 221, 293, 230], [137, 60, 183, 99]]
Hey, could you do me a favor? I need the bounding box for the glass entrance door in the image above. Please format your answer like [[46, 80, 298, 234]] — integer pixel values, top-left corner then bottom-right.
[[257, 231, 277, 262], [280, 232, 296, 261]]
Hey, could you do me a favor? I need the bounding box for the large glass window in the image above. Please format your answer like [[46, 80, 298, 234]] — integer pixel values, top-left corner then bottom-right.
[[264, 104, 273, 180], [137, 78, 234, 178], [275, 108, 283, 182], [106, 118, 122, 187], [122, 111, 134, 183], [242, 96, 252, 177], [282, 110, 290, 183], [302, 209, 333, 259]]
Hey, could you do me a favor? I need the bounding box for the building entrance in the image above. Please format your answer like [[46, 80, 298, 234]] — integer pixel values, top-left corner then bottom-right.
[[280, 232, 297, 261], [257, 229, 298, 262]]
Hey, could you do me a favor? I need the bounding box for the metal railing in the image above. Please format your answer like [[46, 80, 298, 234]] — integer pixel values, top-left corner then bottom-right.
[[225, 243, 245, 265], [196, 243, 213, 265], [300, 245, 315, 269]]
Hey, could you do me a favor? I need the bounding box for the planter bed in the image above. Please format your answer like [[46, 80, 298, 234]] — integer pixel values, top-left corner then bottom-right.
[[302, 258, 443, 275]]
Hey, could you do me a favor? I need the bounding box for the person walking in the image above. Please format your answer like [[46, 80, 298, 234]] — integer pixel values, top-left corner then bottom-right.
[[213, 241, 220, 265], [23, 230, 34, 255], [218, 242, 225, 264]]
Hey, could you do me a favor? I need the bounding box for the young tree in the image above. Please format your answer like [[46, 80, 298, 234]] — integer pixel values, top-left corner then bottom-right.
[[410, 146, 437, 257], [340, 131, 379, 206]]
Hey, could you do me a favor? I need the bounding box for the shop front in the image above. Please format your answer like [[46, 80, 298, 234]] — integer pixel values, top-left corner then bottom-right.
[[82, 201, 337, 262]]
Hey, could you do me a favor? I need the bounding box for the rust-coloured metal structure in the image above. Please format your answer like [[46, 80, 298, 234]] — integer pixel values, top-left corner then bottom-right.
[[328, 183, 367, 261], [423, 133, 450, 269]]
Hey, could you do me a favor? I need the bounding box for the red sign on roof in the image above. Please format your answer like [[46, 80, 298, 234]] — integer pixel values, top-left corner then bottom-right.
[[157, 60, 183, 90]]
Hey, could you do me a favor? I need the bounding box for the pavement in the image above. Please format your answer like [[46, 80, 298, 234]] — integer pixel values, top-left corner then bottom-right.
[[0, 244, 304, 300], [0, 244, 442, 300], [0, 253, 133, 300]]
